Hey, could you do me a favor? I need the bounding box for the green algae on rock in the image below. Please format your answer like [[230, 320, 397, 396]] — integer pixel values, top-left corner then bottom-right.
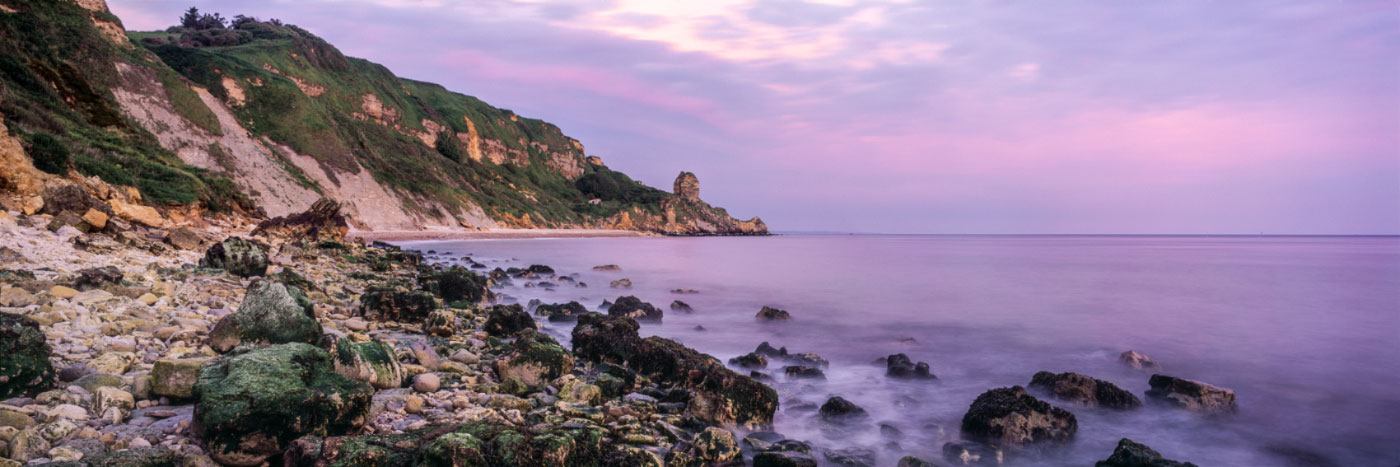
[[483, 304, 536, 337], [330, 338, 407, 390], [198, 237, 269, 277], [360, 286, 438, 323], [207, 280, 322, 353], [193, 343, 374, 466], [0, 312, 56, 399], [495, 331, 575, 388]]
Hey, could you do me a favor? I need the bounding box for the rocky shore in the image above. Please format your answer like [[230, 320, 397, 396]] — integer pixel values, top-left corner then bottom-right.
[[0, 198, 1231, 466]]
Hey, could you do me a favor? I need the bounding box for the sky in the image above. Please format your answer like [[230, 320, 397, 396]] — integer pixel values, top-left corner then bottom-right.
[[109, 0, 1400, 234]]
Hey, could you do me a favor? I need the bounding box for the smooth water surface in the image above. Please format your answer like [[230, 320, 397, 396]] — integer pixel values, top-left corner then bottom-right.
[[400, 235, 1400, 466]]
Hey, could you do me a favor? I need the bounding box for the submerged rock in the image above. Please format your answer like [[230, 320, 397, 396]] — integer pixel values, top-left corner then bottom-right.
[[897, 455, 939, 467], [535, 301, 588, 322], [199, 237, 268, 277], [496, 331, 575, 387], [728, 352, 768, 369], [1095, 438, 1199, 467], [887, 353, 937, 380], [943, 440, 1002, 465], [208, 281, 322, 353], [608, 295, 663, 322], [670, 300, 694, 313], [754, 450, 818, 467], [756, 306, 791, 321], [1120, 350, 1159, 370], [359, 286, 438, 323], [1145, 374, 1237, 414], [193, 343, 373, 466], [483, 304, 536, 337], [0, 312, 56, 399], [1028, 371, 1141, 409], [819, 396, 868, 422], [960, 386, 1077, 449]]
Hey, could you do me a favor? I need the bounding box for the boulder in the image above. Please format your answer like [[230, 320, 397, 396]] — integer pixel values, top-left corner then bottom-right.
[[359, 286, 437, 323], [80, 208, 108, 230], [495, 331, 575, 387], [1120, 350, 1158, 370], [609, 278, 632, 288], [818, 396, 868, 422], [418, 266, 491, 306], [1144, 375, 1237, 414], [152, 357, 210, 399], [670, 300, 694, 313], [728, 352, 768, 369], [73, 266, 122, 290], [423, 309, 458, 337], [193, 343, 373, 466], [534, 301, 588, 322], [0, 312, 55, 398], [887, 353, 936, 380], [754, 451, 818, 467], [483, 304, 536, 337], [109, 198, 165, 227], [897, 456, 939, 467], [691, 426, 741, 463], [39, 183, 102, 216], [960, 386, 1077, 449], [1095, 438, 1198, 467], [607, 296, 662, 322], [824, 447, 876, 466], [1028, 371, 1141, 409], [285, 421, 611, 466], [784, 366, 825, 379], [199, 237, 268, 277], [756, 306, 791, 321], [251, 197, 349, 242], [166, 227, 202, 250], [571, 312, 642, 364], [330, 338, 406, 390], [208, 281, 322, 353]]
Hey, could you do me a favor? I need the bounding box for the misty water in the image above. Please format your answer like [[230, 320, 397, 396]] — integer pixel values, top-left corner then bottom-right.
[[399, 235, 1400, 466]]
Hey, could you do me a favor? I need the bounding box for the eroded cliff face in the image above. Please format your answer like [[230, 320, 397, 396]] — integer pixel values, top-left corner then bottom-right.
[[597, 172, 767, 236]]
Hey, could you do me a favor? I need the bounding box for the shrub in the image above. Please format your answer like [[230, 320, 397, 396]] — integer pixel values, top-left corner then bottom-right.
[[27, 132, 70, 175]]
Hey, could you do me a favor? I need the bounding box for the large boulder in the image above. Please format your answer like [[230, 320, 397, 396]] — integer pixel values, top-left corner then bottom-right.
[[193, 343, 373, 466], [1144, 374, 1236, 414], [359, 286, 437, 323], [818, 396, 868, 422], [251, 197, 349, 242], [535, 301, 588, 322], [330, 338, 406, 390], [607, 296, 662, 322], [1095, 438, 1199, 467], [208, 281, 322, 353], [495, 331, 575, 387], [571, 312, 642, 364], [0, 312, 56, 398], [1028, 371, 1141, 410], [483, 304, 536, 337], [199, 237, 269, 277], [960, 386, 1077, 449], [419, 266, 492, 306]]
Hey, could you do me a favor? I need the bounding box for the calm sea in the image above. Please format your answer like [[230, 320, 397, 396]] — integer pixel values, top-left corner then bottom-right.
[[399, 235, 1400, 466]]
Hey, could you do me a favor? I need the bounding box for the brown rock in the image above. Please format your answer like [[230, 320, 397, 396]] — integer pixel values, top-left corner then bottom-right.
[[110, 198, 164, 227], [251, 197, 349, 242], [81, 209, 108, 230], [166, 227, 201, 250], [673, 171, 700, 202]]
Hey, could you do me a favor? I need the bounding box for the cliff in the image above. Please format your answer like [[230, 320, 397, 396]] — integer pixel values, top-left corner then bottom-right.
[[0, 1, 767, 236]]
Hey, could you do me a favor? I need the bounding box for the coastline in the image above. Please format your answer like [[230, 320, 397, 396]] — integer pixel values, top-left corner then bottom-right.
[[349, 228, 650, 242]]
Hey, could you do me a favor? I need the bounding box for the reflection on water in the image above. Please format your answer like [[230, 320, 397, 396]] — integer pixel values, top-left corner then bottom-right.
[[401, 235, 1400, 466]]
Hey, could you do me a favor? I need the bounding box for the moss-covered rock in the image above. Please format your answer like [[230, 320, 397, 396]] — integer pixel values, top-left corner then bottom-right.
[[330, 338, 407, 390], [152, 357, 209, 399], [423, 309, 458, 337], [0, 312, 55, 399], [960, 386, 1077, 450], [571, 313, 641, 364], [419, 266, 492, 306], [208, 281, 322, 353], [496, 331, 574, 388], [483, 304, 536, 337], [607, 296, 662, 322], [199, 237, 269, 277], [1095, 438, 1199, 467], [286, 422, 611, 467], [360, 286, 437, 323], [534, 301, 588, 322], [193, 343, 373, 466]]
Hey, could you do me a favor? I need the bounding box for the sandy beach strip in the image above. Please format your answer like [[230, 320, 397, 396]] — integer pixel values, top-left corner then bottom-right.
[[349, 228, 649, 242]]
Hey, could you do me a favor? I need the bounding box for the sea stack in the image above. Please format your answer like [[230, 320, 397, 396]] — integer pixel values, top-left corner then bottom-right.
[[674, 171, 701, 201]]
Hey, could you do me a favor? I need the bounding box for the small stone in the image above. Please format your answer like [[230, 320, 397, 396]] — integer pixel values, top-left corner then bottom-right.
[[93, 387, 135, 421], [413, 373, 441, 393], [756, 306, 792, 320], [344, 317, 368, 331], [404, 396, 424, 414], [49, 286, 79, 299], [81, 209, 108, 230], [136, 293, 158, 305], [47, 404, 88, 421]]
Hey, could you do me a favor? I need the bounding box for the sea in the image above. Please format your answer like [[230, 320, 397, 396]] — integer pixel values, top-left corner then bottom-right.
[[397, 234, 1400, 466]]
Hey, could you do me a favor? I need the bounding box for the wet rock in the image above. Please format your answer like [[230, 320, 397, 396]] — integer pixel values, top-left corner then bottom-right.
[[898, 455, 939, 467], [419, 266, 491, 306], [193, 343, 373, 466], [73, 266, 122, 290], [526, 264, 554, 275], [670, 300, 694, 313], [756, 306, 791, 321], [1095, 438, 1199, 467], [534, 301, 588, 322], [251, 197, 349, 242], [610, 278, 633, 288], [496, 331, 575, 387], [288, 421, 613, 465], [593, 264, 621, 271], [152, 357, 209, 399], [199, 237, 269, 277], [1120, 350, 1159, 370], [887, 353, 937, 380], [960, 386, 1076, 449], [754, 450, 819, 467], [819, 396, 868, 422], [208, 281, 322, 353], [1145, 374, 1237, 414], [359, 286, 437, 323], [728, 352, 768, 369], [607, 295, 663, 322], [943, 440, 1002, 465], [824, 447, 877, 466], [691, 426, 741, 463], [330, 339, 406, 390], [0, 313, 55, 399], [1028, 371, 1141, 409], [483, 304, 536, 337], [784, 366, 825, 379], [572, 313, 642, 364]]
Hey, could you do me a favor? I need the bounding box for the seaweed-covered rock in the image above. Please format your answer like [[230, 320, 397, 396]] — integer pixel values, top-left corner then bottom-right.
[[251, 197, 349, 242], [208, 281, 322, 353], [819, 396, 868, 422], [496, 331, 575, 387], [755, 306, 791, 321], [330, 338, 407, 390], [0, 312, 56, 398], [423, 309, 458, 337], [572, 313, 642, 364], [483, 304, 536, 337], [754, 451, 818, 467], [1029, 371, 1141, 409], [607, 296, 662, 322], [360, 286, 438, 323], [535, 301, 589, 322], [1145, 374, 1237, 414], [887, 353, 936, 380], [526, 264, 555, 275], [193, 343, 373, 466], [285, 421, 611, 466], [728, 352, 768, 369], [691, 427, 741, 463], [419, 266, 492, 306], [960, 386, 1077, 449], [73, 266, 122, 290], [152, 356, 210, 399], [199, 237, 268, 277], [1095, 438, 1199, 467], [897, 456, 939, 467]]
